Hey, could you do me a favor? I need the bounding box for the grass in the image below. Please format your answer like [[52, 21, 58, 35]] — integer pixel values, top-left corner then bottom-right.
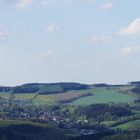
[[37, 92, 89, 102], [14, 93, 37, 100], [114, 119, 140, 129], [0, 119, 77, 137], [0, 93, 37, 100], [71, 88, 136, 105], [0, 87, 137, 106], [0, 119, 48, 127], [38, 85, 63, 94], [33, 97, 54, 106], [0, 92, 10, 99], [0, 91, 93, 106], [101, 121, 116, 127], [118, 85, 135, 93]]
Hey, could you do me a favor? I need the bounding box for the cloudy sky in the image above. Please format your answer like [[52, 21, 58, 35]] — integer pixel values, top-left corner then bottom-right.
[[0, 0, 140, 86]]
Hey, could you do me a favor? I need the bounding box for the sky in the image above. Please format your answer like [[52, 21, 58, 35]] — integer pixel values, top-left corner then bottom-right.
[[0, 0, 140, 86]]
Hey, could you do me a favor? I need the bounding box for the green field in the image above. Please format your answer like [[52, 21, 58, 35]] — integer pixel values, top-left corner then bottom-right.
[[0, 93, 37, 100], [0, 92, 10, 99], [114, 119, 140, 129], [101, 121, 117, 127], [33, 97, 54, 106], [71, 88, 136, 105], [15, 93, 37, 100], [0, 119, 48, 127], [0, 87, 137, 106]]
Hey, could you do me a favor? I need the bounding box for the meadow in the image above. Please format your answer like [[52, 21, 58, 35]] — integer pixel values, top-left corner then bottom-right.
[[114, 119, 140, 129], [0, 120, 48, 127], [0, 87, 137, 106], [71, 88, 136, 105]]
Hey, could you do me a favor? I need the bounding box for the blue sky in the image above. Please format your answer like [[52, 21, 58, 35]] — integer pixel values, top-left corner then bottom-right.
[[0, 0, 140, 86]]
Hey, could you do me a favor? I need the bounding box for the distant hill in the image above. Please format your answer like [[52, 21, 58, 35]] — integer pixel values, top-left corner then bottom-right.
[[132, 86, 140, 94], [0, 82, 89, 94], [0, 81, 139, 95], [93, 83, 109, 87], [129, 81, 140, 85]]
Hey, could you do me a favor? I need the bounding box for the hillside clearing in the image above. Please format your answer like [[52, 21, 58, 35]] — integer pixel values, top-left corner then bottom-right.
[[71, 88, 136, 105], [113, 119, 140, 129]]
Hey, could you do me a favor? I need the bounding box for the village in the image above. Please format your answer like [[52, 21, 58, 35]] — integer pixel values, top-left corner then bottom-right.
[[0, 96, 106, 136]]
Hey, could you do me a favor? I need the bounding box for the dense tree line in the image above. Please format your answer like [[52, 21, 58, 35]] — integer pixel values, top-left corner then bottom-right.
[[129, 81, 140, 85], [0, 124, 69, 140], [70, 131, 114, 140], [0, 124, 140, 140], [74, 104, 132, 121], [0, 87, 11, 92], [0, 83, 89, 94], [92, 84, 108, 87], [132, 86, 140, 94], [101, 130, 140, 140]]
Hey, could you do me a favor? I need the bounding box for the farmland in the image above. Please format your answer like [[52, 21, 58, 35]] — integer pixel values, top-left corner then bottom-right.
[[36, 91, 91, 103], [0, 91, 92, 105], [0, 82, 140, 140], [114, 119, 140, 129], [71, 88, 136, 105], [0, 87, 136, 106], [0, 120, 48, 127]]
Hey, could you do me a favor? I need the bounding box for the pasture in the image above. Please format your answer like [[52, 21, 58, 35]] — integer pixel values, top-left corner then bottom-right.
[[0, 87, 137, 106], [114, 119, 140, 129], [15, 93, 37, 100], [0, 120, 48, 127], [0, 93, 36, 100], [0, 92, 10, 99], [71, 88, 136, 105], [37, 92, 90, 103]]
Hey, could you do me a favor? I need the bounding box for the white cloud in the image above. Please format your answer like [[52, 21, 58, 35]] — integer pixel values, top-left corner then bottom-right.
[[120, 45, 140, 56], [16, 0, 34, 8], [46, 24, 60, 33], [0, 24, 10, 39], [98, 2, 114, 10], [119, 18, 140, 36], [90, 35, 112, 43]]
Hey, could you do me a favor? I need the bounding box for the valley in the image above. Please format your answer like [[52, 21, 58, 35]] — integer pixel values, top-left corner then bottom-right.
[[0, 82, 140, 140]]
